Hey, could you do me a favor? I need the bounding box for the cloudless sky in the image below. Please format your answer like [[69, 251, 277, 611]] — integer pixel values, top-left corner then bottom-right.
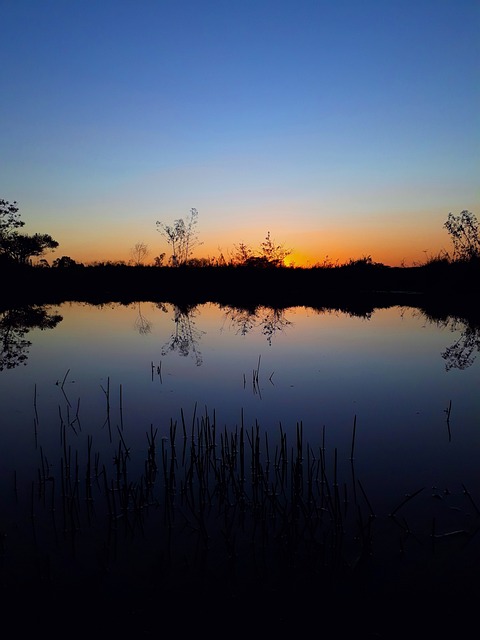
[[1, 0, 479, 266]]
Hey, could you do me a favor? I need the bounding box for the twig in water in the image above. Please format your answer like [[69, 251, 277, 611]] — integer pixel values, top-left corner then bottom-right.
[[444, 400, 452, 441], [350, 414, 357, 461], [357, 479, 375, 517], [462, 483, 480, 516], [444, 400, 452, 422], [389, 487, 424, 518], [60, 369, 70, 389]]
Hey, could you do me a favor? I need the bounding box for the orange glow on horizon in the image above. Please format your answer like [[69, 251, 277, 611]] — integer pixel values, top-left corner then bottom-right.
[[47, 244, 445, 269], [43, 216, 452, 270], [45, 242, 448, 269]]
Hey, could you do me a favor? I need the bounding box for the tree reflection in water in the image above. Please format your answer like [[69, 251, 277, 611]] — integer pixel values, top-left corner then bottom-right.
[[0, 305, 63, 371], [159, 303, 204, 366], [2, 302, 478, 374], [440, 319, 480, 371], [133, 302, 153, 335], [222, 305, 293, 346]]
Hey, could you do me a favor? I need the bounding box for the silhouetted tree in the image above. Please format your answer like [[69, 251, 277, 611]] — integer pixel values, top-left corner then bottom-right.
[[0, 199, 58, 265], [1, 232, 58, 265], [130, 242, 149, 266], [232, 232, 291, 267], [444, 210, 480, 261], [1, 198, 23, 265], [0, 199, 24, 237], [232, 242, 254, 265], [156, 208, 202, 266], [52, 256, 83, 268], [260, 231, 291, 267]]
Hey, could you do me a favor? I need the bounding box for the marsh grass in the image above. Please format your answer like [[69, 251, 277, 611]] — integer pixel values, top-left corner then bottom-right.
[[1, 389, 479, 636]]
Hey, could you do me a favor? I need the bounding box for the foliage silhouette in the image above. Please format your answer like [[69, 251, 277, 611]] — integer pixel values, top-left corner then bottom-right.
[[129, 241, 149, 266], [444, 210, 480, 261], [0, 198, 23, 235], [0, 305, 63, 371], [156, 207, 202, 266], [52, 255, 84, 268], [0, 199, 58, 265]]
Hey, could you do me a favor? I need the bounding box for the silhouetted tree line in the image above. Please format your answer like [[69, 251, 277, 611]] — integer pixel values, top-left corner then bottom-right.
[[1, 199, 478, 307]]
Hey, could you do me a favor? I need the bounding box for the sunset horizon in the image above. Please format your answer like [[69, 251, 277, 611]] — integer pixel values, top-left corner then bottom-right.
[[1, 1, 478, 270], [19, 203, 466, 268]]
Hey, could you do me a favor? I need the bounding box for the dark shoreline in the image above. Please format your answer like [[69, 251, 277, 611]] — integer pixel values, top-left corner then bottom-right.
[[4, 261, 479, 300], [4, 262, 479, 329]]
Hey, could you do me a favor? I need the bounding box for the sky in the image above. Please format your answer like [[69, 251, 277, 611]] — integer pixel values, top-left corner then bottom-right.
[[1, 0, 479, 267]]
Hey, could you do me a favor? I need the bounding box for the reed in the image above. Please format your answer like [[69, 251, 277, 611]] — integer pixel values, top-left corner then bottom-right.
[[462, 483, 480, 516], [350, 414, 356, 461], [151, 360, 163, 383], [4, 389, 477, 633]]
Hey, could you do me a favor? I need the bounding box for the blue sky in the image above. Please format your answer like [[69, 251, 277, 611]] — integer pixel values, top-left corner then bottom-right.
[[1, 0, 478, 266]]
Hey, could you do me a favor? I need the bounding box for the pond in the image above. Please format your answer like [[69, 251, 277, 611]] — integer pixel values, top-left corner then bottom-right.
[[1, 299, 479, 634]]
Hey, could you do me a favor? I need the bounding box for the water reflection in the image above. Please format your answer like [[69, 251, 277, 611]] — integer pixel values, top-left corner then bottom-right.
[[133, 302, 153, 335], [0, 305, 62, 371], [159, 303, 205, 366], [1, 301, 479, 374], [221, 305, 293, 345], [441, 319, 480, 371], [156, 303, 480, 371]]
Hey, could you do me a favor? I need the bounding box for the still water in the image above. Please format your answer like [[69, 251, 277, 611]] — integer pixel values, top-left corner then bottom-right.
[[1, 300, 479, 507], [1, 301, 478, 640]]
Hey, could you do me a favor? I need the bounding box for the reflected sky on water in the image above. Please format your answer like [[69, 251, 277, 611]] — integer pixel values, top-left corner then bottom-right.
[[1, 300, 479, 515]]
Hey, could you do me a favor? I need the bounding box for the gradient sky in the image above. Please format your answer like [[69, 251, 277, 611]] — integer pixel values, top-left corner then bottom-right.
[[1, 0, 479, 267]]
